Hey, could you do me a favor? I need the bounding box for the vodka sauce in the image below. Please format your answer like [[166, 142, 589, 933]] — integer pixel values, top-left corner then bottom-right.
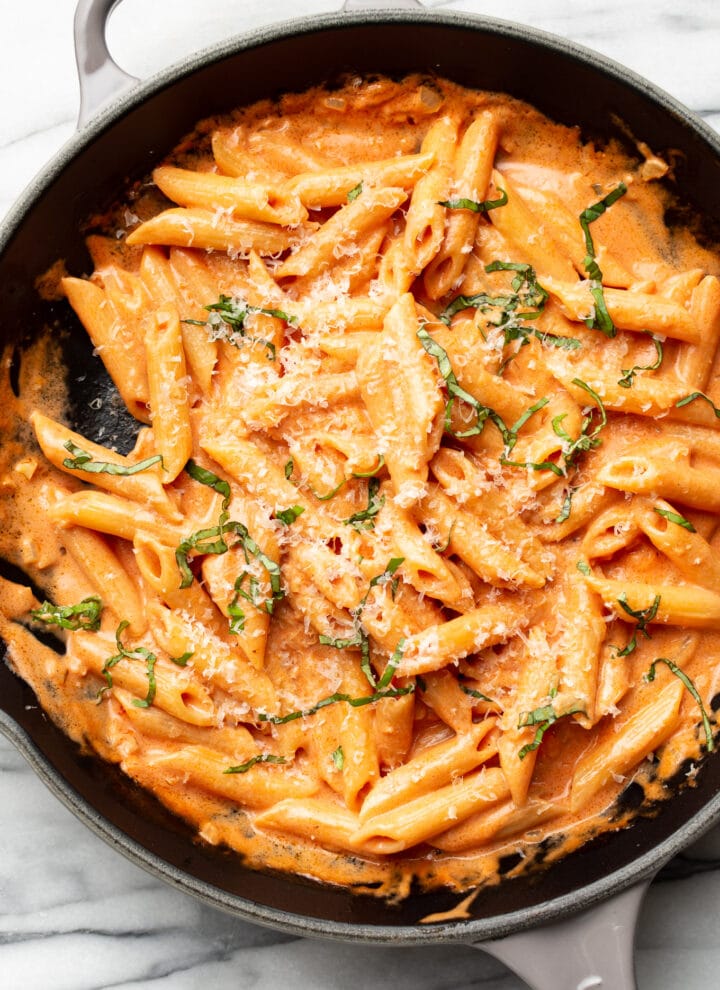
[[2, 75, 720, 900]]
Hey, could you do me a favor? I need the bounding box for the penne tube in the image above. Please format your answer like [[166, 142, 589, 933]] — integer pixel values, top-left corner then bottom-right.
[[570, 679, 684, 812], [581, 570, 720, 629], [488, 169, 577, 283], [126, 207, 308, 256], [276, 186, 408, 279], [402, 116, 458, 274], [421, 486, 548, 588], [70, 631, 217, 726], [351, 766, 509, 854], [424, 112, 501, 299], [113, 687, 256, 757], [545, 279, 701, 344], [597, 452, 720, 512], [142, 745, 319, 809], [432, 797, 562, 852], [359, 720, 496, 821], [144, 306, 194, 482], [60, 525, 146, 636], [397, 604, 528, 677], [284, 150, 434, 208], [62, 275, 150, 421], [254, 798, 363, 854], [356, 293, 444, 504], [47, 490, 182, 545], [152, 165, 307, 225], [30, 410, 179, 520]]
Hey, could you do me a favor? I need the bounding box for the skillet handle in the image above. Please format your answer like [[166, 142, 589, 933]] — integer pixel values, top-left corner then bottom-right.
[[468, 880, 652, 990], [74, 0, 139, 129]]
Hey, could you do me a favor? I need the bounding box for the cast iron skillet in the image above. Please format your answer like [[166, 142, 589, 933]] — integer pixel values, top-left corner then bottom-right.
[[2, 2, 720, 987]]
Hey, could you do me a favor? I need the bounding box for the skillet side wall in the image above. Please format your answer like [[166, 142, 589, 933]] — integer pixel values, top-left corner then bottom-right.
[[2, 14, 720, 940]]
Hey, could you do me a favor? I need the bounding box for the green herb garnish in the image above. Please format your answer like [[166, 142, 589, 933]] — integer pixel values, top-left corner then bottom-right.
[[618, 335, 664, 388], [616, 593, 661, 656], [185, 459, 231, 508], [556, 485, 578, 524], [62, 441, 162, 476], [459, 683, 496, 704], [170, 651, 194, 666], [319, 558, 404, 688], [224, 754, 287, 774], [331, 746, 345, 770], [347, 181, 363, 202], [646, 657, 714, 752], [258, 683, 415, 725], [180, 466, 281, 599], [653, 507, 696, 532], [578, 183, 627, 337], [99, 620, 158, 707], [184, 294, 296, 359], [375, 639, 405, 690], [418, 327, 508, 438], [343, 477, 384, 531], [439, 188, 508, 213], [274, 505, 305, 526], [518, 701, 584, 759], [675, 391, 720, 419], [31, 595, 102, 632], [351, 455, 385, 478]]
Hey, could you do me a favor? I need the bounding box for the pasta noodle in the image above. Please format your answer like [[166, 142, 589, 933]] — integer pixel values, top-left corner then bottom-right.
[[2, 74, 720, 898]]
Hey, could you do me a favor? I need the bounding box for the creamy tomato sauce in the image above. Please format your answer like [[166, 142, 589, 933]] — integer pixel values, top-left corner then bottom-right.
[[1, 75, 720, 899]]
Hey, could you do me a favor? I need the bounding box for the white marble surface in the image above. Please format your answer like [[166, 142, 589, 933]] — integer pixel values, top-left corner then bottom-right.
[[2, 1, 720, 988]]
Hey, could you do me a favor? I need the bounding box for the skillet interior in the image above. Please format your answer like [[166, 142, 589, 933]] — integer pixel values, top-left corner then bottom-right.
[[3, 11, 720, 941]]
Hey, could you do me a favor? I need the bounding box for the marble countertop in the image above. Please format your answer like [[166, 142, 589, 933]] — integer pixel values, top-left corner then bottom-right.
[[3, 1, 720, 987]]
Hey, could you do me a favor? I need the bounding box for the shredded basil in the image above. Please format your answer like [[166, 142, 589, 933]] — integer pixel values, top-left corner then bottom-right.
[[99, 620, 158, 707], [343, 477, 384, 531], [459, 683, 496, 704], [578, 183, 627, 337], [676, 391, 720, 419], [418, 327, 509, 438], [347, 181, 363, 202], [62, 441, 163, 476], [653, 506, 696, 532], [319, 558, 404, 688], [616, 593, 661, 656], [224, 754, 287, 774], [351, 455, 385, 478], [274, 505, 305, 526], [618, 335, 664, 388], [183, 293, 296, 359], [31, 595, 102, 632], [170, 651, 194, 667], [185, 459, 231, 509], [375, 639, 405, 690], [439, 188, 508, 213], [331, 746, 345, 770], [646, 657, 714, 752], [433, 520, 456, 554], [310, 478, 347, 501], [284, 458, 295, 481], [180, 465, 282, 599], [438, 260, 577, 368], [556, 485, 578, 524], [518, 701, 584, 759], [577, 560, 592, 576], [258, 683, 415, 725], [553, 378, 608, 476]]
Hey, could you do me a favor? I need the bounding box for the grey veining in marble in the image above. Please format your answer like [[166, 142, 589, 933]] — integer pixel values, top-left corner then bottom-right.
[[3, 2, 720, 988]]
